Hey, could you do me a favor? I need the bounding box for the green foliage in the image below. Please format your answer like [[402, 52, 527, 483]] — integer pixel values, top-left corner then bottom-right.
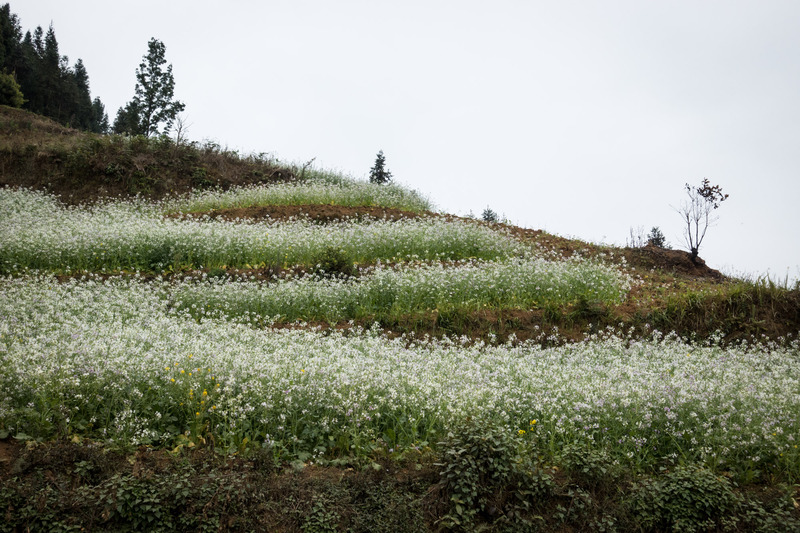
[[0, 71, 23, 107], [647, 226, 669, 248], [369, 149, 393, 184], [114, 38, 185, 137], [735, 487, 800, 532], [629, 464, 737, 532], [437, 418, 553, 530], [312, 246, 354, 278], [90, 96, 108, 133], [0, 5, 104, 131], [190, 166, 213, 188], [302, 498, 341, 533], [558, 443, 621, 492], [482, 206, 499, 223]]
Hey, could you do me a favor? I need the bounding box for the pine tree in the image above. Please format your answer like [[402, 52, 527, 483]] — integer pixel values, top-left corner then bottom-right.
[[113, 101, 144, 135], [646, 226, 669, 248], [481, 206, 499, 223], [40, 25, 61, 119], [90, 97, 109, 133], [369, 150, 392, 184], [115, 38, 185, 137], [70, 59, 94, 129], [0, 5, 107, 131], [0, 4, 23, 70]]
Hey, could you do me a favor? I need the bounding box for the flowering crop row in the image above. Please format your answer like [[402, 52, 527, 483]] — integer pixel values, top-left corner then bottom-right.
[[0, 188, 519, 273], [1, 275, 798, 480], [166, 180, 434, 214], [173, 257, 631, 323]]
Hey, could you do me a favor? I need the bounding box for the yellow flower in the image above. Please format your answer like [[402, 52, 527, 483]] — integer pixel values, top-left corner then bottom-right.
[[518, 429, 526, 435], [180, 369, 185, 374], [170, 378, 175, 383], [530, 419, 537, 425], [188, 354, 193, 359], [196, 412, 200, 416]]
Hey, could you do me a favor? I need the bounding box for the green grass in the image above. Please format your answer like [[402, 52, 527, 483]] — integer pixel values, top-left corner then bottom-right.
[[173, 257, 630, 324], [166, 180, 434, 214]]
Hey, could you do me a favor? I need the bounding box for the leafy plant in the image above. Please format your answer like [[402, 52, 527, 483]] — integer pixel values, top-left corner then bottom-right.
[[302, 498, 341, 533], [312, 246, 354, 278], [629, 464, 737, 532], [113, 38, 185, 137], [437, 418, 553, 530], [559, 443, 620, 491]]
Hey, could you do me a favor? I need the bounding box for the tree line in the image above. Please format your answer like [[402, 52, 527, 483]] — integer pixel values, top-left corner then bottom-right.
[[0, 3, 109, 132]]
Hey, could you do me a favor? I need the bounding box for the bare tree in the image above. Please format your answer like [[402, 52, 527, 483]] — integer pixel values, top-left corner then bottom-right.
[[675, 179, 728, 263], [172, 113, 191, 146], [627, 225, 647, 248]]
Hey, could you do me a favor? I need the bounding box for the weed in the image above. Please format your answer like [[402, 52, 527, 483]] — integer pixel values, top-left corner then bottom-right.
[[559, 443, 621, 492], [312, 246, 354, 278], [629, 464, 737, 532], [436, 418, 553, 530]]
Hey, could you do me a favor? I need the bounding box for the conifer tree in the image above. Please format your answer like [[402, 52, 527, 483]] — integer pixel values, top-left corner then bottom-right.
[[369, 150, 392, 184], [115, 38, 185, 137], [481, 206, 499, 223], [1, 5, 105, 131], [90, 97, 109, 133]]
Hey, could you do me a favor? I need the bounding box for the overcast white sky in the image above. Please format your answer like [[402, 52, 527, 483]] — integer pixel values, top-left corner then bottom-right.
[[14, 1, 800, 280]]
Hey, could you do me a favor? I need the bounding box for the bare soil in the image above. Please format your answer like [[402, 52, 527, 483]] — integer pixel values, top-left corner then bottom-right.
[[174, 204, 429, 223]]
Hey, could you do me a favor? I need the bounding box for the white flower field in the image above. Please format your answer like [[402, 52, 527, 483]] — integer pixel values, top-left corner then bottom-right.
[[1, 185, 798, 484]]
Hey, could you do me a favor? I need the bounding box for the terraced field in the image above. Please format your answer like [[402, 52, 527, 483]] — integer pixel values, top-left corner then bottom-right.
[[1, 109, 799, 531]]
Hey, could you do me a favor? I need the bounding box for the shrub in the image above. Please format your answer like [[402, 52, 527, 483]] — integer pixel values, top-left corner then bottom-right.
[[312, 246, 354, 278], [436, 418, 553, 530], [559, 443, 620, 492], [629, 464, 737, 532]]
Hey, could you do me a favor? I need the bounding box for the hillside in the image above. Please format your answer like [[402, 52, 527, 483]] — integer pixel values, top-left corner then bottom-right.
[[1, 106, 800, 532], [2, 106, 798, 345]]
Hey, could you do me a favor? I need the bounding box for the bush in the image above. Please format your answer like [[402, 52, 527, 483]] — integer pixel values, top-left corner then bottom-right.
[[0, 72, 24, 108], [436, 418, 553, 530], [559, 443, 620, 492], [312, 246, 354, 278], [629, 464, 737, 532]]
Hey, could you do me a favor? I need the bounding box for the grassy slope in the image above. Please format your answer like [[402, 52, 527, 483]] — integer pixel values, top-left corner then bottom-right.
[[2, 106, 799, 532]]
